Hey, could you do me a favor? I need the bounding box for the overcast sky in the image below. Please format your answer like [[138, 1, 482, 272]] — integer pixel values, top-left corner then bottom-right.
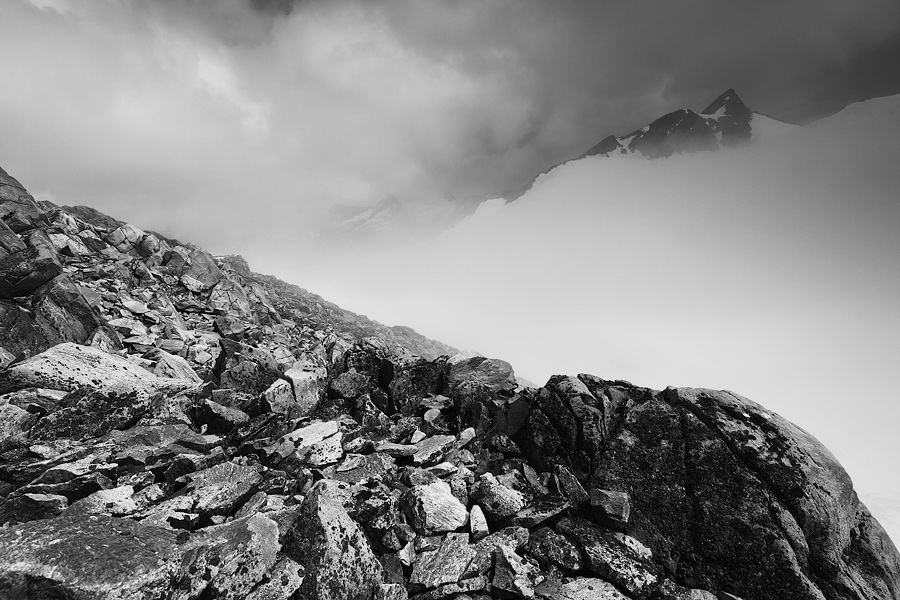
[[1, 0, 899, 259]]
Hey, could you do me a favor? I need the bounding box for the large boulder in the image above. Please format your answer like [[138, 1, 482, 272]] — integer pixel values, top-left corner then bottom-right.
[[0, 343, 197, 400], [0, 244, 62, 299], [583, 385, 900, 600], [447, 352, 517, 394], [163, 245, 224, 291], [0, 167, 45, 232], [0, 514, 189, 600], [216, 339, 282, 397], [0, 218, 25, 258], [0, 275, 108, 359], [285, 479, 382, 600], [0, 512, 280, 600]]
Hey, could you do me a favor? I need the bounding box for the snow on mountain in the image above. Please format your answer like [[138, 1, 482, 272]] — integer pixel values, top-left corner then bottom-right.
[[506, 89, 796, 201], [284, 92, 900, 544]]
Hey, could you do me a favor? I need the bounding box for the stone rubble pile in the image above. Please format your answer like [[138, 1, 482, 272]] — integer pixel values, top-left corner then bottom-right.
[[1, 165, 898, 600]]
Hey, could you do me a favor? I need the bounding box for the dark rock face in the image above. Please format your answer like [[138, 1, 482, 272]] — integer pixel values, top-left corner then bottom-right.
[[506, 89, 765, 202], [625, 109, 719, 159], [0, 164, 897, 600], [700, 88, 753, 146]]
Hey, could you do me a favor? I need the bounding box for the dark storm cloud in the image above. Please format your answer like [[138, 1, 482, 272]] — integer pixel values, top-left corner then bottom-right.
[[368, 0, 900, 191], [1, 0, 898, 257]]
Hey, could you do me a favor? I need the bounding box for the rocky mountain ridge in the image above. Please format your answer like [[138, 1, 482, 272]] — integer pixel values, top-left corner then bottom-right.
[[504, 89, 790, 202], [0, 163, 898, 600]]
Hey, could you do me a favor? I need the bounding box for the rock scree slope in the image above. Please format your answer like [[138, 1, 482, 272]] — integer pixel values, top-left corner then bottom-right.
[[0, 163, 897, 600]]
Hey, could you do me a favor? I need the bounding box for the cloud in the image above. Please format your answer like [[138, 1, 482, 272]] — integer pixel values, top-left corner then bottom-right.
[[1, 0, 899, 260]]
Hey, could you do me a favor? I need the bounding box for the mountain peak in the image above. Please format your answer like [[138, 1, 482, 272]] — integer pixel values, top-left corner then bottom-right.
[[701, 88, 750, 117]]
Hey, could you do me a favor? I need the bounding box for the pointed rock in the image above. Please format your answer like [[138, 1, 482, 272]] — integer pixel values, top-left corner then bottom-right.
[[402, 480, 469, 535], [285, 479, 382, 600]]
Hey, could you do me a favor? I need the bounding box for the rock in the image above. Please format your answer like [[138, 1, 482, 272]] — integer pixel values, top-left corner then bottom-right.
[[388, 356, 447, 414], [243, 556, 305, 600], [181, 513, 281, 600], [410, 532, 476, 590], [376, 583, 409, 600], [555, 464, 589, 506], [180, 461, 263, 517], [402, 480, 469, 535], [535, 577, 630, 600], [0, 218, 25, 257], [273, 420, 344, 468], [144, 348, 202, 382], [208, 278, 254, 319], [28, 387, 156, 442], [332, 452, 396, 484], [31, 274, 104, 346], [105, 224, 145, 253], [493, 545, 543, 598], [652, 579, 721, 599], [264, 358, 326, 419], [217, 339, 282, 396], [62, 485, 138, 517], [57, 203, 122, 230], [0, 346, 15, 368], [270, 420, 337, 457], [412, 434, 456, 466], [282, 358, 326, 417], [329, 369, 374, 401], [0, 245, 62, 299], [377, 441, 418, 457], [447, 352, 517, 393], [408, 576, 488, 600], [121, 299, 149, 314], [214, 315, 246, 339], [0, 514, 190, 599], [470, 526, 530, 575], [0, 492, 67, 525], [0, 167, 45, 231], [591, 488, 631, 531], [508, 496, 571, 528], [285, 479, 382, 600], [0, 399, 37, 449], [557, 517, 659, 599], [590, 388, 900, 600], [525, 526, 583, 571], [472, 472, 527, 521], [164, 246, 224, 290], [190, 399, 250, 434], [0, 342, 196, 399], [469, 504, 489, 541]]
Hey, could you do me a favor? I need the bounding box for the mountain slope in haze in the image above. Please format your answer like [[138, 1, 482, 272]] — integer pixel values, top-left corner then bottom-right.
[[0, 96, 899, 599], [293, 92, 900, 550], [504, 89, 797, 201]]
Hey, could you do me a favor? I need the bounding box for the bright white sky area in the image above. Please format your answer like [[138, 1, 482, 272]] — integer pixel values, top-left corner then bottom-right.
[[282, 95, 900, 543]]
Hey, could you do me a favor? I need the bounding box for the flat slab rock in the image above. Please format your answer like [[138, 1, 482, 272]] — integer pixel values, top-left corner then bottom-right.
[[535, 577, 631, 599], [0, 514, 187, 600], [180, 461, 263, 517], [0, 342, 196, 399]]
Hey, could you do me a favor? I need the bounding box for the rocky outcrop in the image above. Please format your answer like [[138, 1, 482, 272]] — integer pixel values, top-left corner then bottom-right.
[[0, 165, 897, 600]]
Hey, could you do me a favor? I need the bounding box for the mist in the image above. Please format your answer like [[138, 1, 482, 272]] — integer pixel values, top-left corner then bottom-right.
[[2, 0, 900, 263], [280, 96, 900, 541]]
